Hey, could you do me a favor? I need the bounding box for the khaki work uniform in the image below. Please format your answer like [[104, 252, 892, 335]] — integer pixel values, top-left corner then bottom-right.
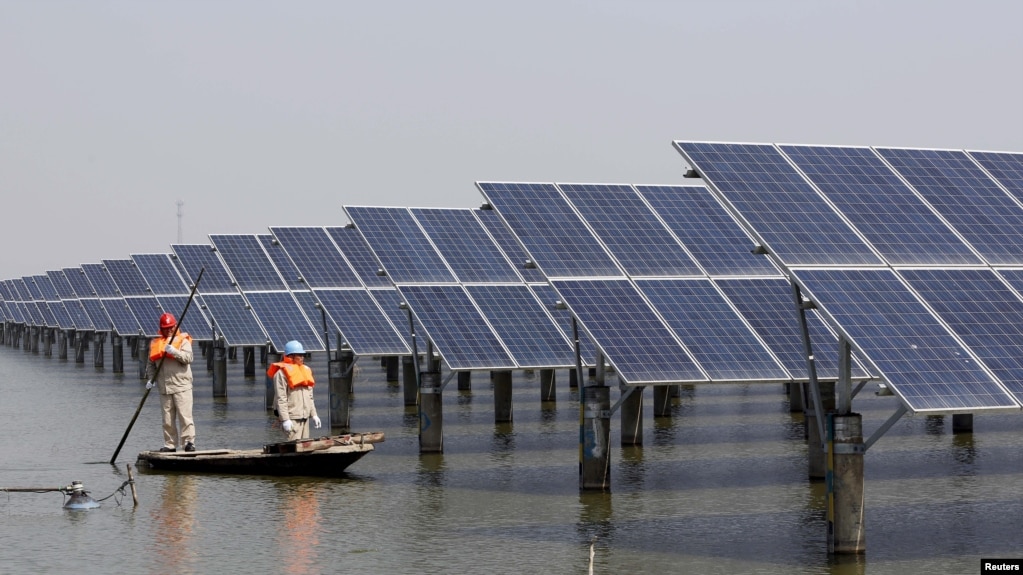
[[147, 334, 195, 450], [270, 358, 318, 441]]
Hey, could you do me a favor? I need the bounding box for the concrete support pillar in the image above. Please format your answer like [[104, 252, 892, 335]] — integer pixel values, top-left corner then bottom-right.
[[260, 345, 268, 366], [620, 385, 644, 446], [952, 413, 974, 433], [93, 332, 105, 368], [788, 381, 804, 412], [228, 346, 237, 360], [828, 413, 865, 554], [385, 356, 399, 383], [419, 369, 443, 453], [213, 339, 228, 397], [58, 330, 68, 360], [457, 371, 471, 391], [808, 381, 836, 480], [137, 337, 150, 379], [652, 385, 671, 417], [30, 326, 39, 353], [206, 341, 215, 373], [580, 384, 611, 491], [329, 347, 354, 433], [569, 368, 579, 388], [243, 346, 256, 378], [540, 368, 556, 402], [493, 370, 513, 423], [266, 351, 282, 410], [402, 355, 418, 406], [111, 333, 124, 374], [75, 331, 89, 364]]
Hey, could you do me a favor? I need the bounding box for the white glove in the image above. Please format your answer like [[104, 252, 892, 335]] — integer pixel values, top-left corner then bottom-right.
[[282, 420, 293, 432], [164, 345, 177, 357], [146, 380, 155, 390], [312, 416, 321, 429]]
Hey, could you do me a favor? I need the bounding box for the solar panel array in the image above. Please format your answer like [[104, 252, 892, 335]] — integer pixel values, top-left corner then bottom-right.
[[477, 181, 864, 385], [675, 141, 1023, 413]]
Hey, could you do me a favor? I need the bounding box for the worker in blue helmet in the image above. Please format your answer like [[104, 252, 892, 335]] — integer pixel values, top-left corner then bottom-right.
[[267, 340, 321, 440]]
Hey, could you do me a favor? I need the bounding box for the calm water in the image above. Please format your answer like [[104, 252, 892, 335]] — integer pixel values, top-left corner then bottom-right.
[[1, 340, 1021, 574]]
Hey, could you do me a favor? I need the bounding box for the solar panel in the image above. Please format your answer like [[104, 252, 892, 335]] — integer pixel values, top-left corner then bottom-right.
[[21, 277, 44, 300], [475, 209, 548, 283], [673, 142, 883, 267], [326, 227, 392, 287], [80, 263, 122, 297], [968, 150, 1023, 201], [46, 271, 76, 299], [410, 209, 522, 283], [103, 259, 152, 296], [45, 301, 76, 330], [558, 183, 703, 277], [635, 185, 780, 278], [636, 278, 789, 382], [32, 275, 60, 301], [132, 254, 190, 295], [368, 288, 426, 344], [4, 300, 26, 324], [124, 296, 164, 337], [549, 279, 706, 384], [198, 293, 268, 346], [100, 297, 143, 335], [80, 298, 112, 332], [242, 291, 324, 352], [476, 182, 623, 278], [900, 268, 1023, 403], [171, 245, 237, 292], [208, 234, 287, 291], [792, 267, 1016, 411], [528, 283, 596, 364], [62, 267, 96, 297], [345, 207, 456, 283], [465, 284, 576, 368], [270, 227, 363, 288], [777, 145, 983, 266], [258, 235, 306, 291], [397, 284, 516, 370], [311, 289, 409, 355], [875, 147, 1023, 265], [155, 295, 212, 339]]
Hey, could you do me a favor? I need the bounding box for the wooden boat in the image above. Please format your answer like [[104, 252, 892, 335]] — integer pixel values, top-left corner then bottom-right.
[[135, 432, 384, 477]]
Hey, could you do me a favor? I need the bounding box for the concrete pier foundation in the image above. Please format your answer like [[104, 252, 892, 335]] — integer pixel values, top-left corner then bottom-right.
[[457, 370, 471, 391], [828, 413, 865, 554], [93, 332, 105, 368], [952, 413, 973, 433], [620, 385, 643, 446], [329, 348, 354, 433], [212, 340, 227, 397], [652, 385, 671, 417], [111, 334, 123, 373], [580, 384, 611, 491], [57, 330, 68, 360], [137, 337, 149, 379], [243, 346, 256, 378], [788, 381, 804, 412], [493, 370, 513, 423], [419, 369, 443, 453], [385, 356, 399, 383], [402, 356, 418, 406], [540, 368, 556, 402]]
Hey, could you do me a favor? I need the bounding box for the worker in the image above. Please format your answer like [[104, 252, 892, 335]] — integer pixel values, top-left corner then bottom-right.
[[146, 312, 196, 452], [268, 340, 321, 440]]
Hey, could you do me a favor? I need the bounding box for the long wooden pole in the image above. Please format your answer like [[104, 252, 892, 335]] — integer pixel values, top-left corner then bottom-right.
[[109, 268, 204, 464]]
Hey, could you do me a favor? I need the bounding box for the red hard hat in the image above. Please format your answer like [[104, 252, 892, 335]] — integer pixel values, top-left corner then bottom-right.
[[159, 313, 177, 329]]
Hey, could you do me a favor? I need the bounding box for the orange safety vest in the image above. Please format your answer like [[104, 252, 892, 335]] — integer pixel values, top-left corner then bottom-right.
[[149, 333, 192, 362], [267, 359, 315, 389]]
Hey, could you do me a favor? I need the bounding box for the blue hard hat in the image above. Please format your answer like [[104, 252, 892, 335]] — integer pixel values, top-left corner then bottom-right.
[[283, 340, 305, 356]]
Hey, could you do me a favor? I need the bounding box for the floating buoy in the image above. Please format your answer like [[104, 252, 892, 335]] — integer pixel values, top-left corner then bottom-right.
[[62, 481, 100, 510]]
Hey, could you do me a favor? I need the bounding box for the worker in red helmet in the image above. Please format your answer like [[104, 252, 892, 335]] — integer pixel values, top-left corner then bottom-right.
[[145, 312, 197, 452]]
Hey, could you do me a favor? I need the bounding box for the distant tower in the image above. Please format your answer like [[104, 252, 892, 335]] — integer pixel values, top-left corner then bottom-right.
[[177, 200, 184, 243]]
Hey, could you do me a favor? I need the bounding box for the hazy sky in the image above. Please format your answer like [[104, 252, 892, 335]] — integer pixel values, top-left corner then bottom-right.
[[2, 0, 1021, 279]]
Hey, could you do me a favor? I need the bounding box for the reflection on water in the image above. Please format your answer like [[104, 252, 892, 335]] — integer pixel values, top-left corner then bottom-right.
[[274, 480, 323, 575], [151, 473, 198, 575]]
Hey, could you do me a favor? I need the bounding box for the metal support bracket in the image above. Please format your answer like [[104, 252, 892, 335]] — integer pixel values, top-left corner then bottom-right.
[[832, 443, 866, 455], [438, 371, 456, 392], [608, 385, 639, 417], [863, 404, 909, 452]]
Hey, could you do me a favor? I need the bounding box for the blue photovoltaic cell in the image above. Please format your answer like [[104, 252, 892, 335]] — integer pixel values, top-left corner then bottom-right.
[[465, 284, 575, 368], [21, 277, 44, 299], [8, 302, 28, 324], [477, 182, 624, 278], [242, 291, 323, 353], [559, 183, 703, 277], [875, 147, 1023, 265], [636, 278, 788, 381], [411, 209, 522, 283], [125, 296, 165, 336], [674, 142, 882, 266], [171, 245, 237, 293], [155, 295, 212, 338], [312, 289, 409, 355], [270, 227, 362, 289], [258, 235, 306, 291], [209, 235, 287, 292], [793, 268, 1017, 411], [63, 300, 95, 330], [475, 209, 547, 283], [80, 264, 121, 297], [968, 150, 1023, 201], [132, 254, 190, 295], [714, 277, 870, 380], [901, 268, 1023, 402], [33, 300, 58, 327], [47, 271, 78, 299], [80, 299, 112, 331], [198, 293, 268, 346], [32, 275, 60, 300], [528, 283, 596, 365], [103, 259, 152, 296], [397, 284, 515, 370], [368, 288, 426, 344], [63, 267, 97, 297], [326, 227, 392, 287], [636, 185, 780, 277], [780, 145, 981, 266], [549, 279, 705, 384], [101, 297, 142, 334], [45, 301, 75, 330], [345, 207, 456, 284]]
